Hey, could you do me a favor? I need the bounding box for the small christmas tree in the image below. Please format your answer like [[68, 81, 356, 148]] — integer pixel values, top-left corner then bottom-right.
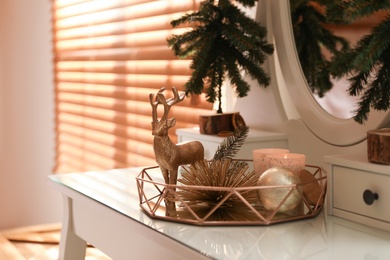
[[325, 0, 390, 123], [167, 0, 274, 113]]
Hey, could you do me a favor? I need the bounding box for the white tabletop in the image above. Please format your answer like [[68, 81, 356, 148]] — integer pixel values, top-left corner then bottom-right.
[[49, 167, 390, 260]]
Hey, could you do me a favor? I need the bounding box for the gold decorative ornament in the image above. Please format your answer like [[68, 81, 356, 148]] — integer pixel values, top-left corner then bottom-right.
[[176, 159, 259, 221], [149, 87, 204, 213], [257, 167, 302, 213]]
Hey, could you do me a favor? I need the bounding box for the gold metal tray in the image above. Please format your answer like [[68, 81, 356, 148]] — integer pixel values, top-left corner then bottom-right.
[[136, 162, 327, 226]]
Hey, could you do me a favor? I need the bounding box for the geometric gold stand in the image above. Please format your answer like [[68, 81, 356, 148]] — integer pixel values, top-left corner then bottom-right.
[[136, 163, 327, 226]]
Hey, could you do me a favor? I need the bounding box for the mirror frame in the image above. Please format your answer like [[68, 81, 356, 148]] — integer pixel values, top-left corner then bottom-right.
[[271, 0, 390, 146]]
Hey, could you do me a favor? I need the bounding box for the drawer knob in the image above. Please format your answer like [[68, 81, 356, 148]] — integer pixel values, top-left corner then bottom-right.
[[363, 189, 379, 205]]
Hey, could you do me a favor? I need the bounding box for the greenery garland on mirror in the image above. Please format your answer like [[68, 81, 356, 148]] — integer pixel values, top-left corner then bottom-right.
[[325, 0, 390, 124], [167, 0, 274, 113]]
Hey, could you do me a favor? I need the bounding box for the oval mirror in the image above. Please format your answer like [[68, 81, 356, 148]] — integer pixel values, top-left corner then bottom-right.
[[271, 0, 390, 146]]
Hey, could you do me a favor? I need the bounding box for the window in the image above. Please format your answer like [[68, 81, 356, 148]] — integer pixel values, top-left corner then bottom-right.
[[52, 0, 212, 173]]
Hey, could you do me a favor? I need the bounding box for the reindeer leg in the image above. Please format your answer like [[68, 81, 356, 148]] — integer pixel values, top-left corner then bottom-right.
[[166, 169, 179, 217], [170, 169, 178, 186], [161, 167, 169, 184], [160, 168, 175, 216]]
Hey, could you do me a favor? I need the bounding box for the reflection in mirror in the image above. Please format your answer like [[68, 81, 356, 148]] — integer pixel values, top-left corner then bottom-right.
[[325, 2, 390, 123], [290, 0, 388, 120], [290, 0, 349, 97]]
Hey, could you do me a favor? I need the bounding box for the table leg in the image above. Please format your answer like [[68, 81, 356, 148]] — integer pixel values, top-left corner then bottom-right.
[[58, 196, 87, 260]]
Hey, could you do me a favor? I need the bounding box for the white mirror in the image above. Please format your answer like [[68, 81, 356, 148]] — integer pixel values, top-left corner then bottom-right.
[[271, 0, 390, 146]]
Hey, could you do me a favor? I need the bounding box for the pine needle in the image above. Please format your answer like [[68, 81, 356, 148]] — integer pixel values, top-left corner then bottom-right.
[[213, 126, 249, 160]]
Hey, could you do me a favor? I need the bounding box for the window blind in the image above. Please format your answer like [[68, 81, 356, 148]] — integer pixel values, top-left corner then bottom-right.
[[52, 0, 212, 173]]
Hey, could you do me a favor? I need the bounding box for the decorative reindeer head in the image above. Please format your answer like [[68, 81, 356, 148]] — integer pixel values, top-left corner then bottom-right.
[[149, 87, 185, 136]]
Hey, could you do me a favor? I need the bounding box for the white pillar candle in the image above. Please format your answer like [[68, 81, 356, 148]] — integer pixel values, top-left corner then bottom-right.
[[252, 148, 290, 175], [265, 153, 306, 175]]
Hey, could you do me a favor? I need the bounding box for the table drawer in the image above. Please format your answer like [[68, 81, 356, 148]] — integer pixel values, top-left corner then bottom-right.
[[333, 166, 390, 223]]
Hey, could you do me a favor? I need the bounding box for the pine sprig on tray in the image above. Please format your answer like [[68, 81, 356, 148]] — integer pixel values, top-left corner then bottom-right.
[[213, 126, 249, 160]]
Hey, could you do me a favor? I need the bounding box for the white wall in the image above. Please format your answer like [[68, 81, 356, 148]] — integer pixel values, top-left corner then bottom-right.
[[0, 0, 62, 229]]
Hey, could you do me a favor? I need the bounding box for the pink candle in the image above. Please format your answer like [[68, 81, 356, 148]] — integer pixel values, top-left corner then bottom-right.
[[265, 153, 306, 175], [252, 148, 290, 175]]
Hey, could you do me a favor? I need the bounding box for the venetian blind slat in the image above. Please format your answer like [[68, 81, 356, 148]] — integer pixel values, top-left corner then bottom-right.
[[56, 83, 212, 110], [56, 149, 154, 172], [56, 15, 187, 41], [58, 132, 155, 159], [58, 97, 210, 126], [56, 0, 155, 18], [56, 60, 191, 74], [56, 46, 176, 61], [56, 72, 189, 87], [55, 1, 198, 29], [58, 120, 152, 145], [56, 145, 127, 171], [57, 113, 152, 134], [55, 0, 93, 9], [57, 29, 186, 51], [57, 140, 155, 169]]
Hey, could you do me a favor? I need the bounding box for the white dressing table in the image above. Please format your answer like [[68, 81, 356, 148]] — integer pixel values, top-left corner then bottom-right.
[[48, 167, 390, 260]]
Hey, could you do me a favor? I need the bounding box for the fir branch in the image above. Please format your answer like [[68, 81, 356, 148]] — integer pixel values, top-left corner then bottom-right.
[[221, 22, 272, 65], [328, 14, 390, 123], [291, 0, 350, 97], [240, 52, 272, 86], [205, 56, 225, 112], [325, 0, 390, 24], [167, 28, 203, 58], [213, 126, 249, 160], [184, 33, 217, 95], [224, 53, 252, 97], [351, 46, 390, 123], [167, 0, 273, 113], [234, 0, 258, 8], [353, 19, 390, 72]]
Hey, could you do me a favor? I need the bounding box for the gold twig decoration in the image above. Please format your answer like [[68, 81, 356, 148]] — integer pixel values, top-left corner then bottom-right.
[[176, 159, 261, 221]]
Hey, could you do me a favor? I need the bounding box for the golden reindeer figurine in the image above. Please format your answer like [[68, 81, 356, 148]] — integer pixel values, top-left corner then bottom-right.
[[150, 87, 204, 212]]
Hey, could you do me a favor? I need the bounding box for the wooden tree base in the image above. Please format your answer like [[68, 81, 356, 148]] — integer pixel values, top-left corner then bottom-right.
[[367, 128, 390, 165], [199, 112, 246, 135]]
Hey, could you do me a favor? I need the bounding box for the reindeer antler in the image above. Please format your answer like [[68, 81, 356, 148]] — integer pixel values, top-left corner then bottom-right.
[[165, 87, 185, 106], [149, 87, 166, 122], [156, 87, 185, 121]]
